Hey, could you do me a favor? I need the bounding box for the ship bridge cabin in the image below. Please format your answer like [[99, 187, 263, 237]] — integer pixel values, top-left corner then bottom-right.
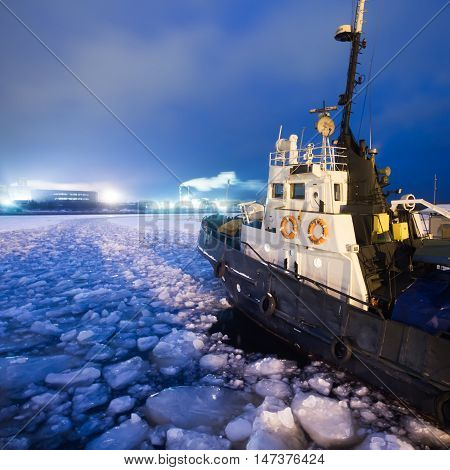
[[240, 130, 368, 310], [266, 135, 348, 219]]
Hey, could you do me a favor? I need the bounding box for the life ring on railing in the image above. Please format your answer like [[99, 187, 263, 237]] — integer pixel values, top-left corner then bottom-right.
[[307, 218, 329, 245], [280, 215, 298, 239]]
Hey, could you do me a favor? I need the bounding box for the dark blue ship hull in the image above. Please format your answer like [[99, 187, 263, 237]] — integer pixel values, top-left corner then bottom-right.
[[198, 225, 450, 427]]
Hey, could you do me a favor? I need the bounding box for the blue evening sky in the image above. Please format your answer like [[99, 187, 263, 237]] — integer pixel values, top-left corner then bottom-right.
[[0, 0, 449, 202]]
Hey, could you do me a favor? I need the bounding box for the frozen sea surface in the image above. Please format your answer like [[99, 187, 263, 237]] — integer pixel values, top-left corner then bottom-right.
[[0, 215, 448, 450]]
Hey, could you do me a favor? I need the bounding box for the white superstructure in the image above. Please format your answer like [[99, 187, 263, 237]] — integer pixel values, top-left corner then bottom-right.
[[240, 114, 368, 309]]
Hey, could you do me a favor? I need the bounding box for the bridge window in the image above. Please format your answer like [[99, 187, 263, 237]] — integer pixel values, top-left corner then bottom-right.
[[334, 183, 342, 201], [272, 183, 284, 199], [290, 183, 305, 200]]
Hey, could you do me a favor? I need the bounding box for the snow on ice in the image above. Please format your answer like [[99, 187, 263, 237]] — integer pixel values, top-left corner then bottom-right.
[[0, 215, 448, 450]]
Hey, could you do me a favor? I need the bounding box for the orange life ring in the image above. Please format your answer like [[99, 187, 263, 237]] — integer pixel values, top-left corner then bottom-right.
[[307, 218, 329, 245], [280, 215, 298, 239]]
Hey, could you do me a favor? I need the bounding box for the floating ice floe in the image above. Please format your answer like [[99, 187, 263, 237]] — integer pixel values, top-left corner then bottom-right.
[[308, 375, 332, 396], [45, 367, 100, 387], [30, 320, 61, 336], [225, 416, 253, 443], [254, 379, 292, 400], [291, 392, 361, 448], [145, 386, 257, 432], [247, 397, 306, 450], [401, 416, 450, 449], [0, 437, 30, 450], [199, 353, 228, 371], [151, 330, 205, 373], [72, 383, 110, 414], [245, 357, 292, 378], [107, 395, 136, 415], [166, 428, 230, 450], [86, 414, 149, 450], [77, 330, 95, 343], [103, 356, 149, 389], [355, 433, 413, 450], [137, 336, 159, 352], [76, 412, 113, 439], [37, 414, 72, 440], [0, 355, 81, 389], [85, 343, 114, 362]]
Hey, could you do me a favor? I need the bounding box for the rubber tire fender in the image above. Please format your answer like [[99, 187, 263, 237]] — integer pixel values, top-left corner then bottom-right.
[[436, 391, 450, 428], [259, 293, 276, 315], [330, 336, 352, 363]]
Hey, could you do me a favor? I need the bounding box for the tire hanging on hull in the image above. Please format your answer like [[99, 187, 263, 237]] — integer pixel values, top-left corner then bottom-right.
[[259, 293, 277, 315]]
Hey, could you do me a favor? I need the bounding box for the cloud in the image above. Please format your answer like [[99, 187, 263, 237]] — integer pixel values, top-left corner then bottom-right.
[[1, 2, 347, 120], [180, 171, 263, 193]]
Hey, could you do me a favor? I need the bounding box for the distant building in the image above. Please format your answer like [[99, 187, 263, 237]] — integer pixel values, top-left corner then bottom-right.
[[31, 189, 98, 204], [28, 189, 98, 209]]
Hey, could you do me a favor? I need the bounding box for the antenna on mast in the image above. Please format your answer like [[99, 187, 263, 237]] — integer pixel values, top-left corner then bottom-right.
[[433, 174, 437, 205], [335, 0, 367, 139]]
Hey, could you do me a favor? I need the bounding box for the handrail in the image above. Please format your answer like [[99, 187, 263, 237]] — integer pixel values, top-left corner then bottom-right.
[[390, 199, 450, 219], [269, 144, 348, 171]]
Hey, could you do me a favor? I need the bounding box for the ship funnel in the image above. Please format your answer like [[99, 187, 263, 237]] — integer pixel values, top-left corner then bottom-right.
[[335, 24, 353, 42]]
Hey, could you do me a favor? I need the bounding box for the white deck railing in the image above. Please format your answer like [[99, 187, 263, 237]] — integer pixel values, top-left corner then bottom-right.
[[269, 144, 347, 172]]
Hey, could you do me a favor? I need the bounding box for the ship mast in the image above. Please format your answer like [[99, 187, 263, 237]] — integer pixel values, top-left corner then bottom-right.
[[338, 0, 367, 138]]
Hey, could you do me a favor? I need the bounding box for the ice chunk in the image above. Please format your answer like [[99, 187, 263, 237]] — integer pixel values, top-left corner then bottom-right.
[[0, 437, 30, 450], [355, 433, 414, 450], [247, 397, 306, 450], [107, 395, 136, 415], [60, 329, 77, 342], [0, 355, 81, 389], [254, 379, 291, 400], [291, 392, 360, 448], [45, 367, 100, 387], [402, 416, 450, 449], [103, 356, 149, 389], [360, 410, 377, 423], [151, 330, 205, 373], [76, 412, 113, 438], [37, 414, 72, 439], [145, 386, 257, 432], [137, 336, 159, 352], [77, 330, 94, 343], [30, 320, 61, 336], [72, 383, 110, 414], [308, 375, 332, 396], [86, 414, 149, 450], [225, 417, 253, 442], [166, 428, 230, 450], [199, 354, 228, 371], [152, 323, 172, 335], [245, 357, 287, 377], [85, 343, 114, 362], [29, 392, 67, 411], [355, 386, 369, 397]]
